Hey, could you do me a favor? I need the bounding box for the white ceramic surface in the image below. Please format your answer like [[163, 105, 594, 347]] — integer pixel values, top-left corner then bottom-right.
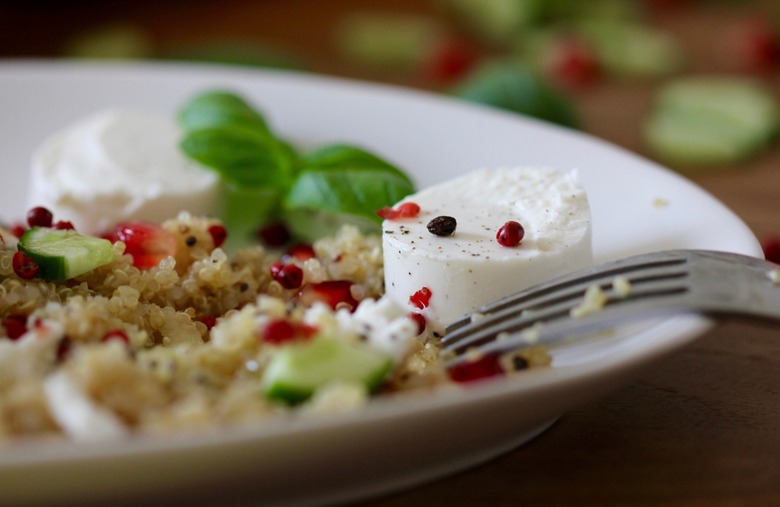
[[0, 61, 763, 507]]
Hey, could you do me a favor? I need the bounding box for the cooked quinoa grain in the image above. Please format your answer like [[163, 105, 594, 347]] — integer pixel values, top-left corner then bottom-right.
[[0, 212, 453, 441]]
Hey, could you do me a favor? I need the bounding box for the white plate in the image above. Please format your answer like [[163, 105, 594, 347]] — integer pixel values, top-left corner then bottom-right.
[[0, 61, 763, 507]]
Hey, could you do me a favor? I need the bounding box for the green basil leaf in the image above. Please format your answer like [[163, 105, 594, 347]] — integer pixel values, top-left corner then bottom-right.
[[221, 182, 283, 252], [178, 90, 271, 135], [180, 128, 297, 187], [452, 61, 580, 129], [284, 166, 415, 224], [303, 144, 412, 182]]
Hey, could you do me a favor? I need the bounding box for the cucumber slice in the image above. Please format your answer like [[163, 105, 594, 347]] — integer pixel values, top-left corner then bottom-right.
[[574, 18, 684, 77], [645, 77, 779, 167], [262, 336, 393, 404], [18, 227, 114, 281]]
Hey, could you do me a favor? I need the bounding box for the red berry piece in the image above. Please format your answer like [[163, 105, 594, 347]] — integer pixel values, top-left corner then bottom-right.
[[56, 338, 72, 361], [496, 221, 525, 247], [396, 202, 420, 218], [53, 220, 75, 231], [730, 18, 780, 73], [258, 222, 291, 247], [114, 220, 177, 269], [409, 286, 432, 309], [448, 353, 505, 383], [376, 207, 398, 220], [376, 202, 420, 220], [102, 329, 129, 344], [408, 312, 426, 335], [762, 237, 780, 264], [198, 315, 218, 330], [426, 37, 479, 86], [261, 318, 318, 345], [26, 206, 53, 228], [207, 224, 228, 249], [298, 280, 359, 311], [12, 251, 39, 279], [544, 37, 601, 88], [10, 224, 26, 238], [261, 318, 298, 345], [285, 243, 316, 262], [270, 262, 304, 289], [3, 314, 28, 340]]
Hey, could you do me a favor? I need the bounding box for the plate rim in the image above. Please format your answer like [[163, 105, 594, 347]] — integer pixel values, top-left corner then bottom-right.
[[0, 60, 762, 486]]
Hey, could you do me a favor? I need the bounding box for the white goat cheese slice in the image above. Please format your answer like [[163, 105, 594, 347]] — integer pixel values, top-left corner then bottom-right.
[[44, 369, 128, 441], [382, 166, 592, 329], [28, 108, 220, 233]]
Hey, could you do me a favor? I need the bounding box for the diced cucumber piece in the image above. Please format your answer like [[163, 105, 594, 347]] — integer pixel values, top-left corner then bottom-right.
[[335, 13, 443, 67], [645, 77, 779, 167], [574, 18, 684, 77], [262, 336, 393, 404], [18, 227, 114, 281]]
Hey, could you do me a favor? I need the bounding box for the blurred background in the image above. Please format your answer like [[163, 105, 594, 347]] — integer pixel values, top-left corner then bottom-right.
[[1, 0, 779, 253]]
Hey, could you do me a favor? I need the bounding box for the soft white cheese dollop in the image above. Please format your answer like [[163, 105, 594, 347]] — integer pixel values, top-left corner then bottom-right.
[[383, 166, 592, 329], [28, 108, 220, 233]]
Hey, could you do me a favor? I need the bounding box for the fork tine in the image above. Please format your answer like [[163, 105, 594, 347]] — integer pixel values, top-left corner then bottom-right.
[[442, 251, 690, 346], [444, 251, 688, 335], [441, 249, 780, 368], [443, 289, 698, 368], [440, 277, 690, 355]]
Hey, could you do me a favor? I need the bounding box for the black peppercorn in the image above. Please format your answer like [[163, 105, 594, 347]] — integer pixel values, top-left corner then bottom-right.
[[427, 216, 457, 236]]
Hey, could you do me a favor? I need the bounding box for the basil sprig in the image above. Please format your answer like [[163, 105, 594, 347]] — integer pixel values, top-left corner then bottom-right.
[[178, 90, 415, 244]]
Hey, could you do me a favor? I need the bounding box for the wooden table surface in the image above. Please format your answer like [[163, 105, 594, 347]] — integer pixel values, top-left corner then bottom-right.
[[3, 1, 780, 506]]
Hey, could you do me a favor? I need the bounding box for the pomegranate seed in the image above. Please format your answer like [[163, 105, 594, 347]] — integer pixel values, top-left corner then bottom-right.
[[260, 318, 317, 345], [270, 262, 304, 289], [409, 286, 432, 309], [762, 237, 780, 264], [12, 251, 39, 279], [730, 18, 780, 73], [53, 220, 75, 230], [26, 206, 53, 228], [198, 315, 218, 330], [496, 221, 525, 247], [544, 37, 601, 88], [298, 280, 359, 311], [376, 202, 420, 220], [426, 37, 479, 86], [56, 338, 71, 361], [258, 222, 291, 247], [102, 329, 129, 344], [408, 312, 426, 334], [262, 319, 297, 344], [376, 207, 397, 220], [449, 353, 505, 383], [114, 220, 177, 269], [285, 243, 316, 262], [207, 224, 228, 248], [3, 314, 27, 340], [10, 224, 26, 238]]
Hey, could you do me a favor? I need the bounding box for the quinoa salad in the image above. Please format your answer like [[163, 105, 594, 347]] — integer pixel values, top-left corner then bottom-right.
[[0, 90, 557, 443], [0, 210, 435, 441], [0, 205, 555, 442]]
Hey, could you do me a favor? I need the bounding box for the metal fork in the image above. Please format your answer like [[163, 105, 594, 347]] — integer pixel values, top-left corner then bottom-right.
[[441, 249, 780, 366]]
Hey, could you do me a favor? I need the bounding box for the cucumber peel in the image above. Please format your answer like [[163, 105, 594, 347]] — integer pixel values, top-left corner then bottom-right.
[[645, 77, 779, 168], [18, 227, 114, 281], [262, 336, 393, 404]]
